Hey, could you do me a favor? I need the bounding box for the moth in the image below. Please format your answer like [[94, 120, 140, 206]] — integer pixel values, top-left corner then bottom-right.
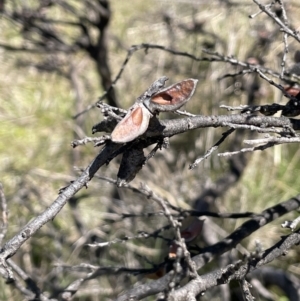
[[168, 218, 204, 259], [111, 77, 198, 143], [144, 218, 204, 279]]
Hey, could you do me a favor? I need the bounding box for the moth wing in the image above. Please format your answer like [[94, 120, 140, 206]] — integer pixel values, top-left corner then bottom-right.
[[149, 78, 198, 112], [181, 219, 204, 242], [169, 218, 204, 259], [111, 104, 151, 143]]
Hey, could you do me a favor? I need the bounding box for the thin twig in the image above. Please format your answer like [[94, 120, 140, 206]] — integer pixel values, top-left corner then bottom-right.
[[0, 183, 8, 246], [252, 0, 300, 43], [190, 128, 235, 169]]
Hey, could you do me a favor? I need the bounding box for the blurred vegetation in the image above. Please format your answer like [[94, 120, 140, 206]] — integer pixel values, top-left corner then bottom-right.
[[1, 0, 300, 300]]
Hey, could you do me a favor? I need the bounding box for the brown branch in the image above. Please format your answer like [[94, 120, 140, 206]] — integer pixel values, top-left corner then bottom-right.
[[0, 142, 121, 267], [115, 196, 300, 300], [152, 114, 300, 137]]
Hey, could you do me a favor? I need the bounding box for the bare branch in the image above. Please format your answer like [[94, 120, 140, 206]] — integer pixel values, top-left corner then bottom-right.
[[0, 183, 8, 246]]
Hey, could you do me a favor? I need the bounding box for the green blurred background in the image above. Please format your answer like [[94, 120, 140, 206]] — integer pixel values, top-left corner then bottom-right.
[[1, 0, 300, 300]]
